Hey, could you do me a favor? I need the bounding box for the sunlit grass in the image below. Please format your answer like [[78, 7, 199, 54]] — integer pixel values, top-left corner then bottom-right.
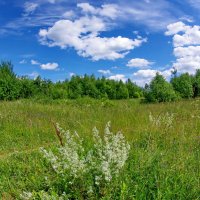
[[0, 98, 199, 199]]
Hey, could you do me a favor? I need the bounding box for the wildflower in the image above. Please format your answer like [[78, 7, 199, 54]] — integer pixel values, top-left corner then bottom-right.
[[149, 112, 174, 128], [23, 122, 130, 198]]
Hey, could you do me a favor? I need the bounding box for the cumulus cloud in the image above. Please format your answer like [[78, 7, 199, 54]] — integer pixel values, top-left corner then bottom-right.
[[69, 72, 76, 77], [39, 14, 146, 61], [165, 21, 189, 36], [108, 74, 126, 82], [127, 58, 153, 68], [31, 59, 40, 65], [77, 3, 119, 19], [166, 21, 200, 74], [28, 71, 39, 79], [40, 62, 59, 70], [132, 68, 172, 86], [98, 69, 111, 75], [39, 16, 107, 49], [166, 22, 200, 47], [63, 10, 75, 19], [174, 46, 200, 58], [132, 69, 157, 86], [31, 59, 59, 70]]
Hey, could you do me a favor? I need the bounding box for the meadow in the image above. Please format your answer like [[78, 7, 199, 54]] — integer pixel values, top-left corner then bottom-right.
[[0, 98, 199, 199]]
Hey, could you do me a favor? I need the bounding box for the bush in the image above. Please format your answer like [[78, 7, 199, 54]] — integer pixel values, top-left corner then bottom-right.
[[21, 122, 130, 199]]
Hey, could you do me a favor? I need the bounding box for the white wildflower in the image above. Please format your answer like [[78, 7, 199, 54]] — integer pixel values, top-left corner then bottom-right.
[[149, 112, 174, 128], [20, 192, 32, 200], [23, 122, 130, 198]]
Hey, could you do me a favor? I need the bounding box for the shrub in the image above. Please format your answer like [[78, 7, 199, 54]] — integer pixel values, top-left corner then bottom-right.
[[21, 122, 130, 199]]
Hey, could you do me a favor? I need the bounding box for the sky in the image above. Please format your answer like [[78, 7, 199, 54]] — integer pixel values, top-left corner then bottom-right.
[[1, 0, 200, 86]]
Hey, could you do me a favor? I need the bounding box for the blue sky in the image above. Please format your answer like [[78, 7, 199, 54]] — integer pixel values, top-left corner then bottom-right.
[[1, 0, 200, 85]]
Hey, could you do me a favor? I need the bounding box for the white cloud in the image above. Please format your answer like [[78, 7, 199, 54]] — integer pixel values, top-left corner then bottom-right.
[[166, 21, 200, 74], [63, 10, 75, 19], [108, 74, 126, 82], [69, 72, 76, 77], [39, 15, 146, 60], [116, 0, 182, 31], [179, 16, 194, 23], [39, 16, 107, 49], [19, 59, 27, 64], [165, 21, 189, 36], [77, 36, 146, 61], [24, 2, 38, 15], [132, 69, 157, 86], [133, 69, 157, 78], [40, 62, 59, 70], [77, 3, 118, 19], [98, 69, 111, 75], [166, 22, 200, 47], [127, 58, 153, 68], [174, 46, 200, 58], [2, 0, 185, 37], [31, 59, 40, 65], [31, 59, 59, 70], [28, 71, 39, 79], [77, 3, 97, 14], [132, 68, 172, 86], [173, 56, 200, 74]]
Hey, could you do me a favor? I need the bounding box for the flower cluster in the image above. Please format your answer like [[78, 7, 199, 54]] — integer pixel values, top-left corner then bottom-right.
[[21, 122, 130, 199], [41, 123, 86, 178], [91, 122, 130, 184], [149, 112, 174, 128]]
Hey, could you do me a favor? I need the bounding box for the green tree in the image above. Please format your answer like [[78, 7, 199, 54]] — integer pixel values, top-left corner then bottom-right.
[[68, 76, 83, 99], [0, 61, 21, 100], [145, 73, 177, 102], [126, 79, 143, 98], [171, 73, 193, 98], [19, 76, 35, 98], [82, 75, 99, 98], [193, 69, 200, 97], [116, 81, 129, 99]]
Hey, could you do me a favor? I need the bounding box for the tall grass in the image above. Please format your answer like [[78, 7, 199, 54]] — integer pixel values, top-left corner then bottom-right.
[[0, 98, 199, 199]]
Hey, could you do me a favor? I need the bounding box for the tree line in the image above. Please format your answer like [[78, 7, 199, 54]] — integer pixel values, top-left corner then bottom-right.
[[0, 61, 142, 101], [145, 70, 200, 102], [1, 61, 200, 102]]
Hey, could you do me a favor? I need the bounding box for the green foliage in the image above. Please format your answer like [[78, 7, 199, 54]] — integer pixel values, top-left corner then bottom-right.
[[145, 73, 178, 102], [193, 69, 200, 97], [0, 61, 21, 100], [116, 81, 129, 99], [126, 79, 142, 98], [171, 73, 193, 98], [3, 60, 200, 103]]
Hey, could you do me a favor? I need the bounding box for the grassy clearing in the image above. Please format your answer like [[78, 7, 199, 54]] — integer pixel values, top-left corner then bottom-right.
[[0, 98, 199, 199]]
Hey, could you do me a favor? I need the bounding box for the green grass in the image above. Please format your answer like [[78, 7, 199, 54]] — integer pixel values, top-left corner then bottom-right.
[[0, 98, 199, 199]]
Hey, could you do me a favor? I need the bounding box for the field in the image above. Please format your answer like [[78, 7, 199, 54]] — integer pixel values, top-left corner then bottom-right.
[[0, 98, 199, 199]]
